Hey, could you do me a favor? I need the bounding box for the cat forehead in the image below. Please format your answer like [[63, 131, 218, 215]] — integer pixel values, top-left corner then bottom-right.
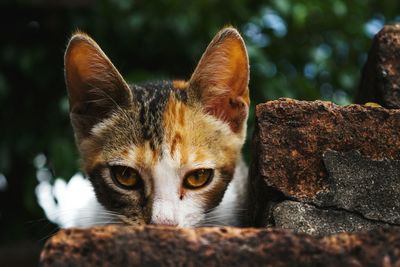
[[128, 80, 189, 145], [132, 80, 188, 104], [88, 81, 238, 168]]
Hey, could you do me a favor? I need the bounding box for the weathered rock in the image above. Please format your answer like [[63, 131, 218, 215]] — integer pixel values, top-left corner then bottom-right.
[[273, 201, 392, 237], [322, 150, 400, 224], [40, 225, 400, 267], [355, 24, 400, 108], [249, 98, 400, 231], [252, 98, 400, 201]]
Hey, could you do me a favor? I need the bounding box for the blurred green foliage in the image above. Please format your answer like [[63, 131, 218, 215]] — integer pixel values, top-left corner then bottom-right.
[[1, 0, 400, 243]]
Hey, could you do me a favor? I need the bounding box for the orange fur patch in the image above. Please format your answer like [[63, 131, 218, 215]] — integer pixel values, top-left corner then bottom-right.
[[163, 95, 189, 165], [171, 132, 183, 158], [133, 142, 160, 171], [162, 90, 243, 171], [173, 80, 188, 90]]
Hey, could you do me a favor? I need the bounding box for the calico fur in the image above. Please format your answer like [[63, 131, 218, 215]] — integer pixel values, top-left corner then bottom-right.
[[64, 27, 250, 227]]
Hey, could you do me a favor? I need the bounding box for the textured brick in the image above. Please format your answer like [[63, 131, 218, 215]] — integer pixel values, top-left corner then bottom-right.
[[249, 98, 400, 229], [273, 200, 392, 237], [252, 99, 400, 199], [40, 225, 400, 267]]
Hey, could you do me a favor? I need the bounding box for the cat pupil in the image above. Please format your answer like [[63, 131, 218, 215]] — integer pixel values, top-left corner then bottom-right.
[[122, 168, 131, 178], [194, 171, 206, 181]]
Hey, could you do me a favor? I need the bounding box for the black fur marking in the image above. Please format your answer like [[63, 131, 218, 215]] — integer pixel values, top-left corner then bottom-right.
[[174, 87, 188, 102], [203, 167, 234, 211], [130, 81, 187, 147], [89, 165, 140, 211]]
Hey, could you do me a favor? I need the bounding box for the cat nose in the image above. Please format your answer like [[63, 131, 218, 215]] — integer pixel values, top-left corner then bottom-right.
[[151, 199, 178, 226]]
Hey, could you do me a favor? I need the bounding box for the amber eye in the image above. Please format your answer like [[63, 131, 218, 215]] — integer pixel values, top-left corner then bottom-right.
[[183, 169, 214, 189], [110, 165, 143, 190]]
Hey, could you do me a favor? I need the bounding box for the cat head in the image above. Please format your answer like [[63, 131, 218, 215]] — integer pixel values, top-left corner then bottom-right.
[[64, 27, 249, 227]]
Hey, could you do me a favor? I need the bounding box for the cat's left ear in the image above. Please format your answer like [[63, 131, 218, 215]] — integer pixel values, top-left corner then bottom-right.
[[64, 32, 132, 139], [189, 27, 250, 133]]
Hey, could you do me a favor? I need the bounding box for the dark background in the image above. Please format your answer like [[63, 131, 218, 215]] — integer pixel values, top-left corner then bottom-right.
[[1, 0, 399, 265]]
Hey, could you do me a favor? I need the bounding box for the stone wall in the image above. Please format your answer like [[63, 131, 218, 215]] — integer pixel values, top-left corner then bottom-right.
[[41, 226, 400, 267], [249, 98, 400, 236]]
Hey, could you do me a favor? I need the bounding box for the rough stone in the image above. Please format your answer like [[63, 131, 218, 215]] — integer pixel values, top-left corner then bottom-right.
[[249, 98, 400, 230], [40, 225, 400, 267], [322, 150, 400, 224], [273, 201, 392, 237], [355, 24, 400, 108]]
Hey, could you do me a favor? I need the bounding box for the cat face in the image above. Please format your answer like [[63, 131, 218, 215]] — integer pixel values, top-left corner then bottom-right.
[[64, 28, 249, 227]]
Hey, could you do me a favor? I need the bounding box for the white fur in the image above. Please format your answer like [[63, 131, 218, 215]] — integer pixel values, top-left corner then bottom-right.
[[151, 145, 207, 226], [35, 173, 113, 228], [203, 158, 248, 226], [151, 148, 181, 225], [151, 144, 247, 227]]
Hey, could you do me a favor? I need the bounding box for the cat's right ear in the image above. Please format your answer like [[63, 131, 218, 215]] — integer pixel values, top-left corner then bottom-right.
[[64, 32, 132, 139], [188, 27, 250, 134]]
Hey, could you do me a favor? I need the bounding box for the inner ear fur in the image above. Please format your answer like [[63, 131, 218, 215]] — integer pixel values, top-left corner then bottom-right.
[[64, 32, 132, 138], [189, 27, 250, 133]]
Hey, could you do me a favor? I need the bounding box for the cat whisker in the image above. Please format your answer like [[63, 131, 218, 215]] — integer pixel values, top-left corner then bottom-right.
[[37, 220, 124, 243], [87, 86, 132, 120], [38, 227, 60, 243], [42, 207, 122, 216], [204, 215, 243, 222], [34, 206, 124, 228], [196, 220, 231, 227], [25, 217, 54, 224], [78, 221, 120, 226], [207, 208, 247, 216], [205, 206, 248, 214], [204, 211, 246, 220], [44, 213, 119, 217]]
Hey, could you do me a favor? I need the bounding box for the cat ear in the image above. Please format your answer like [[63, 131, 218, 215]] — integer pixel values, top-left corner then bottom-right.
[[64, 32, 132, 138], [189, 27, 250, 133]]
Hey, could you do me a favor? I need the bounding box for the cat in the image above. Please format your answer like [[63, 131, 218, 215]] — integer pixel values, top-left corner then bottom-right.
[[63, 27, 250, 227]]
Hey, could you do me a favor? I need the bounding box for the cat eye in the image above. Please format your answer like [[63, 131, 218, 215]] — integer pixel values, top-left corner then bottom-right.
[[110, 165, 143, 190], [183, 169, 214, 189]]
